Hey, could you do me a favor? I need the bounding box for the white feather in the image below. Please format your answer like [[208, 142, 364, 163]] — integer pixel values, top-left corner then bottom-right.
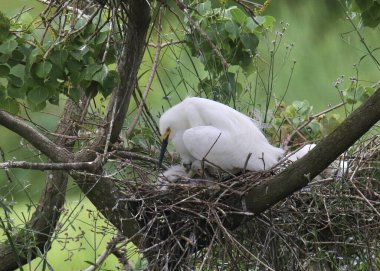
[[159, 97, 285, 171]]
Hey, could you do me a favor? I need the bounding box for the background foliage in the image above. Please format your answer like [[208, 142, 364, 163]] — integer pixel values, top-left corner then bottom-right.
[[0, 0, 379, 270]]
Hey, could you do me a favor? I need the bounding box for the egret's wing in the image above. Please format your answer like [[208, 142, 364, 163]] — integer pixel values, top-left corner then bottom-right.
[[182, 126, 238, 171]]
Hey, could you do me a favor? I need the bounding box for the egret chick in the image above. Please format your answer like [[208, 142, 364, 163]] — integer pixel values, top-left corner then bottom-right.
[[157, 165, 188, 190], [158, 97, 284, 172]]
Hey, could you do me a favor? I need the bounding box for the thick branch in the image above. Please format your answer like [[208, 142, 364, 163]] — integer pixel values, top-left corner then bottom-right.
[[244, 87, 380, 214], [70, 0, 152, 243], [103, 1, 151, 144]]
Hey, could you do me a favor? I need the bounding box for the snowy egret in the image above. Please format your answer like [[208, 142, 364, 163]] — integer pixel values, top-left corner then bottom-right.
[[158, 97, 284, 172]]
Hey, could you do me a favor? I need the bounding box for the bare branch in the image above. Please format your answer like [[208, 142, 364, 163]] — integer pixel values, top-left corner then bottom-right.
[[0, 110, 72, 163], [0, 158, 100, 171]]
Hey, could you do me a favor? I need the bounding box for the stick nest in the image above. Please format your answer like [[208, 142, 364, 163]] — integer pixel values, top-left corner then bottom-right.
[[113, 137, 380, 270]]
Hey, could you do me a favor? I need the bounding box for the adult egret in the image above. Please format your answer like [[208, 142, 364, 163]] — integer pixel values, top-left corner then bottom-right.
[[158, 97, 284, 172]]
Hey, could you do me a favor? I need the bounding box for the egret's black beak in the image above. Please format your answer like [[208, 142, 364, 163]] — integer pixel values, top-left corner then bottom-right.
[[157, 128, 170, 169]]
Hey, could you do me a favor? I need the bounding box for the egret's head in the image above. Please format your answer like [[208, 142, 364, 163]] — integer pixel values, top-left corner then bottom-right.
[[158, 103, 190, 168], [159, 104, 189, 140]]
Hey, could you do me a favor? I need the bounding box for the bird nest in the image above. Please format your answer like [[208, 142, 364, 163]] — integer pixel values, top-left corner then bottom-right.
[[114, 138, 380, 270]]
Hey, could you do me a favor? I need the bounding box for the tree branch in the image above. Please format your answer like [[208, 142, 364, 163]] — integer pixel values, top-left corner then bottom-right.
[[0, 110, 72, 163], [0, 159, 100, 171], [102, 1, 152, 144], [0, 99, 82, 271], [244, 87, 380, 215]]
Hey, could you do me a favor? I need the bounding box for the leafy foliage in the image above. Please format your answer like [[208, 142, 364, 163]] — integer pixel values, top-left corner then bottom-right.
[[0, 12, 119, 114], [349, 0, 380, 27], [184, 1, 275, 102]]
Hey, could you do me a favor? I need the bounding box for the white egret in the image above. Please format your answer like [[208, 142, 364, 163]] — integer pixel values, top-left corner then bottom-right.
[[158, 97, 284, 172]]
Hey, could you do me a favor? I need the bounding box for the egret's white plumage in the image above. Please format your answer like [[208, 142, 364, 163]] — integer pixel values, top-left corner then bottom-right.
[[287, 144, 316, 162], [286, 143, 352, 180], [159, 97, 284, 172]]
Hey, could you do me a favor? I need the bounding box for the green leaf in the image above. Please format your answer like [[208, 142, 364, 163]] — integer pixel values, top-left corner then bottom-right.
[[7, 84, 25, 98], [27, 86, 49, 105], [19, 13, 34, 27], [70, 45, 90, 61], [48, 92, 59, 105], [239, 33, 259, 52], [245, 17, 261, 33], [0, 11, 10, 42], [94, 31, 109, 45], [0, 83, 5, 98], [219, 72, 242, 101], [197, 1, 212, 16], [0, 64, 10, 76], [9, 64, 25, 87], [0, 38, 18, 55], [28, 47, 43, 65], [101, 70, 119, 97], [27, 99, 46, 111], [92, 64, 108, 84], [360, 86, 375, 102], [354, 0, 375, 11], [229, 7, 247, 25], [68, 87, 81, 102], [35, 61, 52, 78], [84, 63, 102, 80], [50, 49, 68, 68], [225, 21, 239, 39], [0, 98, 19, 114], [320, 114, 341, 136], [361, 2, 380, 27], [262, 15, 276, 29], [12, 48, 25, 62]]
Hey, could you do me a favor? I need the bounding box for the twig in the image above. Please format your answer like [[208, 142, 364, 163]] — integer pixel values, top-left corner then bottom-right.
[[104, 95, 118, 156], [0, 157, 101, 171], [37, 0, 91, 20], [283, 102, 345, 147], [84, 235, 126, 271], [148, 40, 183, 48], [348, 159, 380, 217]]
